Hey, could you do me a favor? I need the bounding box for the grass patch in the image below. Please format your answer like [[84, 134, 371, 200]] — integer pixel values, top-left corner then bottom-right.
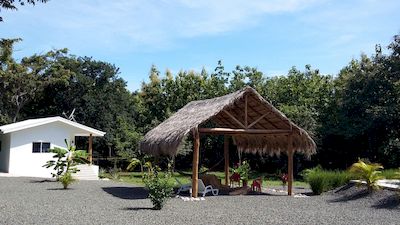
[[105, 171, 308, 188], [303, 168, 354, 195], [302, 168, 400, 195], [381, 169, 400, 179]]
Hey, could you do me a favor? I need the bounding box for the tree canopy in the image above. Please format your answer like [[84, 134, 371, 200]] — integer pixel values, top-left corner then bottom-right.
[[1, 34, 399, 171], [0, 0, 48, 21]]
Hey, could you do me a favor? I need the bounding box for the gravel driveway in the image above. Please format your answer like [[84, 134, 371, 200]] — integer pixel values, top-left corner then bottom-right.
[[0, 177, 398, 225]]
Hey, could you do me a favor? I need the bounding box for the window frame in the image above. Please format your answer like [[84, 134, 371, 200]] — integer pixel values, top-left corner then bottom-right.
[[32, 142, 51, 153]]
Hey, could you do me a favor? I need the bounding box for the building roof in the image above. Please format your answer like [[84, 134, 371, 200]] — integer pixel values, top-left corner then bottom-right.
[[140, 87, 316, 157], [0, 116, 106, 137]]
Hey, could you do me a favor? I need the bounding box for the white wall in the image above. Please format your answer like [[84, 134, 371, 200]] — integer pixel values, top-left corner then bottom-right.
[[0, 134, 11, 172], [8, 121, 87, 178]]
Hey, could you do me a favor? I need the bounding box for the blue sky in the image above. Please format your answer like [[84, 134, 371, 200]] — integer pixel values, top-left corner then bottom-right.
[[1, 0, 399, 91]]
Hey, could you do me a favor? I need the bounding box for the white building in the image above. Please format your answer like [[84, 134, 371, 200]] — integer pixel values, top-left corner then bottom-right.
[[0, 116, 105, 179]]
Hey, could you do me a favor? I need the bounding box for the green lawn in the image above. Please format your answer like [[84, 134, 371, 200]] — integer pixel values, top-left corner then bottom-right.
[[380, 169, 400, 179], [103, 171, 309, 188]]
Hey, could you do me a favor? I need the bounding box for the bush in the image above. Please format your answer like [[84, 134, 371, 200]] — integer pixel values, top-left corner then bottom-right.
[[143, 163, 173, 210], [307, 174, 326, 195], [302, 167, 353, 195]]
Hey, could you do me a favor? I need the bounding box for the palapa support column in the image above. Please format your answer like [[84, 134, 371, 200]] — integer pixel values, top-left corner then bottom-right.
[[191, 128, 200, 198], [89, 133, 93, 165], [224, 135, 229, 186], [287, 133, 294, 196]]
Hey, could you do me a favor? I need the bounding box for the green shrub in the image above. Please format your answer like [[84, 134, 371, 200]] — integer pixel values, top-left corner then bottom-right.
[[308, 174, 326, 195], [59, 172, 75, 189], [302, 167, 354, 195], [143, 163, 173, 210]]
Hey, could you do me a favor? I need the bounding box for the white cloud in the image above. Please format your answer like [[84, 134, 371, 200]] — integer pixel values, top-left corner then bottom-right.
[[2, 0, 320, 53]]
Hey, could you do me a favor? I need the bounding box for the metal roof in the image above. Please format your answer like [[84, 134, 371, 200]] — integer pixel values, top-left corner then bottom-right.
[[0, 116, 106, 137]]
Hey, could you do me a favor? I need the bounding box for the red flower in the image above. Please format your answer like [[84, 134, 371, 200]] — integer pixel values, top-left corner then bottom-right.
[[281, 173, 288, 184]]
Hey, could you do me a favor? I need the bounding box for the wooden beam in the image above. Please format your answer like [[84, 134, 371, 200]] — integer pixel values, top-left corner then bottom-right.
[[245, 94, 248, 128], [248, 113, 268, 128], [224, 135, 229, 186], [248, 104, 280, 129], [223, 110, 246, 129], [191, 128, 200, 198], [199, 127, 292, 135], [287, 133, 294, 196], [88, 133, 93, 165]]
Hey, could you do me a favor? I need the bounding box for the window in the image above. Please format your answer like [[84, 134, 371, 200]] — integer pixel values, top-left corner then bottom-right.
[[42, 142, 50, 153], [32, 142, 51, 153]]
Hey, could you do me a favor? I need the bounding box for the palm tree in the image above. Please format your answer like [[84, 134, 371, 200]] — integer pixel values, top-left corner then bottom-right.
[[349, 159, 384, 192]]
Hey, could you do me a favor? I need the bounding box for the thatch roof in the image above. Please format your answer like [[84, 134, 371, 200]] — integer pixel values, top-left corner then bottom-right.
[[140, 87, 316, 157]]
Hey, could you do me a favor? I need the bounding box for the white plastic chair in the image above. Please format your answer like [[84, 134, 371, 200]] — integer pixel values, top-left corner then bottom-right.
[[175, 177, 192, 195], [190, 179, 219, 197]]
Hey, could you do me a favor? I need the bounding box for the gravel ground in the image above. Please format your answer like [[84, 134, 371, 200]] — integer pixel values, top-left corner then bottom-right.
[[0, 177, 399, 225]]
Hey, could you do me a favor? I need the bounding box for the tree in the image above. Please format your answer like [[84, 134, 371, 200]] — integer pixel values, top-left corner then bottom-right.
[[264, 65, 334, 137], [114, 116, 142, 159], [43, 139, 88, 189], [0, 0, 48, 21]]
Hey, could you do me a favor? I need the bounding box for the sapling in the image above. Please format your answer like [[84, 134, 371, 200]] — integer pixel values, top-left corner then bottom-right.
[[43, 139, 88, 189]]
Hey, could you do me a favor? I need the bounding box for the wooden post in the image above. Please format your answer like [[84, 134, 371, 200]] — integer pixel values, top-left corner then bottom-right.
[[245, 94, 248, 128], [224, 135, 229, 186], [287, 134, 294, 196], [89, 133, 93, 165], [191, 128, 200, 198]]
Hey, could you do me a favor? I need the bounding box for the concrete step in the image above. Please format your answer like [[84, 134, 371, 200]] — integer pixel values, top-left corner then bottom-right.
[[73, 164, 99, 181]]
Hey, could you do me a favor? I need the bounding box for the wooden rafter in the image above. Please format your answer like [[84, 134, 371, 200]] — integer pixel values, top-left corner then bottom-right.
[[215, 113, 240, 129], [223, 110, 246, 129], [253, 108, 280, 129], [248, 113, 268, 128]]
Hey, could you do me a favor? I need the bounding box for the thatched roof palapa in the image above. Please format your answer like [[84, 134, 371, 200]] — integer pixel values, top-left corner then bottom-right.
[[140, 87, 316, 157]]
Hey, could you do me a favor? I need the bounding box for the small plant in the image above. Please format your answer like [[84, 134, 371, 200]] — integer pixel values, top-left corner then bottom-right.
[[142, 162, 173, 210], [236, 161, 250, 185], [59, 172, 75, 189], [43, 139, 88, 189], [109, 167, 120, 180], [99, 168, 107, 179], [349, 159, 384, 192]]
